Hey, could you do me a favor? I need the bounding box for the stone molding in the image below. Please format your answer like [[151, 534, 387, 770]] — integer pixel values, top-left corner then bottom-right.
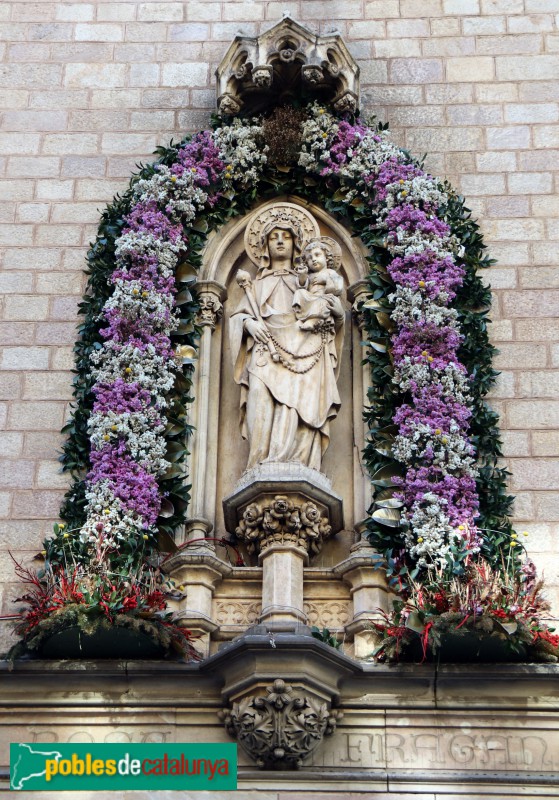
[[214, 599, 351, 628], [305, 600, 350, 628], [2, 660, 559, 787], [219, 678, 341, 769], [215, 600, 262, 626]]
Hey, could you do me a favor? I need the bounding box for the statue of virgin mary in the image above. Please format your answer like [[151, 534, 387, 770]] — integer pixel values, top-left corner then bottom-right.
[[229, 204, 345, 472]]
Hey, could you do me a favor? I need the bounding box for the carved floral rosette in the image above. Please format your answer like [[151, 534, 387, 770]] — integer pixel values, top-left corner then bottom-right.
[[235, 494, 332, 556], [219, 679, 341, 769]]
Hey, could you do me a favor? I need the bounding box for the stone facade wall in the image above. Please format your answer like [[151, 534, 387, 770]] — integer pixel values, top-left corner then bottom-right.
[[1, 0, 559, 645]]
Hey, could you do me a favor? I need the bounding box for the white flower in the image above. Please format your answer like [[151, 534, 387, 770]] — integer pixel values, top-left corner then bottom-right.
[[381, 175, 447, 213], [389, 286, 459, 328], [393, 421, 477, 477], [90, 343, 176, 407], [82, 480, 152, 541], [212, 119, 268, 186], [88, 408, 168, 475], [131, 165, 209, 223]]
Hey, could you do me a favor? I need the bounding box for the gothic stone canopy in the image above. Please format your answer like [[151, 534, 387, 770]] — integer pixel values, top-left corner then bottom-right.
[[215, 17, 360, 116]]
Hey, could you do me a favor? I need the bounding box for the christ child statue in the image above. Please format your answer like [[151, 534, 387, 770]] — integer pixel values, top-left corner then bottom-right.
[[292, 237, 344, 332]]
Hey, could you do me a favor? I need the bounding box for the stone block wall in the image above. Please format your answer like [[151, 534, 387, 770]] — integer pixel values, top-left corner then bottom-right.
[[1, 0, 558, 647]]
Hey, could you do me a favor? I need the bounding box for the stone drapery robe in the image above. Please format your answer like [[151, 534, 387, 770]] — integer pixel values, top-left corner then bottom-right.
[[230, 268, 344, 471]]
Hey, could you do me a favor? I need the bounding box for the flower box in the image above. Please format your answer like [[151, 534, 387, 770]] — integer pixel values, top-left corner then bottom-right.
[[406, 631, 528, 664], [38, 624, 166, 660]]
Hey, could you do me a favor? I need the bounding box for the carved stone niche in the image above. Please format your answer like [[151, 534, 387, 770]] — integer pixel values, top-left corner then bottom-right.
[[216, 17, 359, 116]]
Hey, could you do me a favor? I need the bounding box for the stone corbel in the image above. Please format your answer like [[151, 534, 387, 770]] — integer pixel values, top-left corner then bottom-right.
[[251, 65, 273, 88], [217, 92, 243, 116], [219, 679, 341, 769], [333, 90, 358, 115], [301, 63, 325, 86], [205, 633, 359, 770], [196, 280, 225, 330], [347, 278, 370, 334]]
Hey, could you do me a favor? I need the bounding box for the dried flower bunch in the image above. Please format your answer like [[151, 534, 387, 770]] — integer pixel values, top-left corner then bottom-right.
[[262, 105, 305, 166], [370, 544, 558, 663]]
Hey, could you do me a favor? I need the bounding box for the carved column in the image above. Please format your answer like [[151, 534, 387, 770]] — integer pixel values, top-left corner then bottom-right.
[[184, 280, 227, 547], [238, 493, 324, 628], [165, 549, 231, 658], [334, 546, 389, 658], [166, 281, 227, 657], [347, 279, 373, 545], [238, 492, 331, 628]]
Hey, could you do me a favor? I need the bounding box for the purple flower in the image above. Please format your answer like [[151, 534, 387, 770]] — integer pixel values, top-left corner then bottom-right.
[[88, 442, 161, 526], [99, 307, 175, 359], [123, 200, 183, 242], [372, 157, 425, 199], [112, 253, 176, 295], [394, 387, 472, 437], [385, 204, 451, 240], [394, 466, 479, 528], [93, 379, 153, 414], [387, 250, 464, 301], [392, 321, 462, 367], [171, 131, 225, 186], [320, 119, 369, 176]]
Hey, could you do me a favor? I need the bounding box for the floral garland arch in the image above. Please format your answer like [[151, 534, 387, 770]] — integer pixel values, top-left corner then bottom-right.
[[9, 103, 559, 662]]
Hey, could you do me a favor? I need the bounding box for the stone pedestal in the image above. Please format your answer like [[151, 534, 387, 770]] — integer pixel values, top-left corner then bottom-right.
[[223, 462, 343, 630]]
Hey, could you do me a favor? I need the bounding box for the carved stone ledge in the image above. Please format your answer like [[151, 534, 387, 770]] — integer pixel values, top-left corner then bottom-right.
[[219, 678, 341, 769], [216, 17, 359, 115]]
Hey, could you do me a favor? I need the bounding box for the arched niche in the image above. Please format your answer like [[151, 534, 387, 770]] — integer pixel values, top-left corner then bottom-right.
[[186, 195, 372, 566]]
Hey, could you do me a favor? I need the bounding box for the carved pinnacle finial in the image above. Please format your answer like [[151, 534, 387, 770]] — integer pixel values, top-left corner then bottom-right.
[[216, 18, 359, 115]]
